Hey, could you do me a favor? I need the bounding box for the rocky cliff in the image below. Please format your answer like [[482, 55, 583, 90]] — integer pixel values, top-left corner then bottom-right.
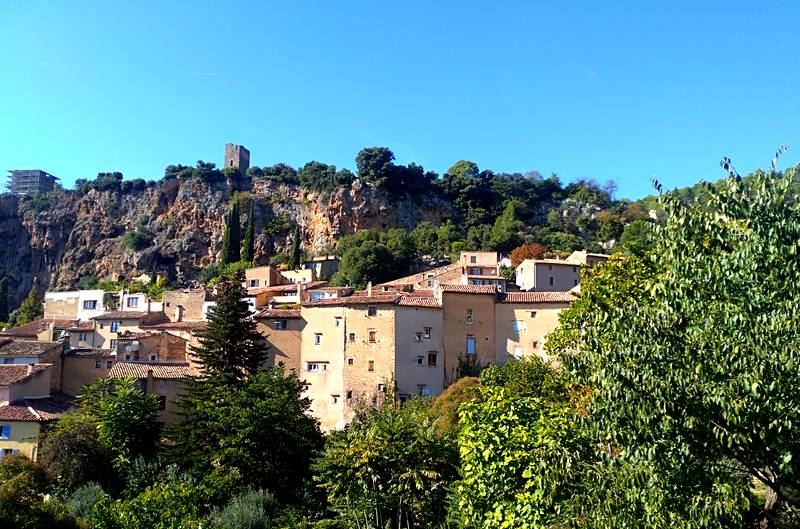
[[0, 177, 451, 307]]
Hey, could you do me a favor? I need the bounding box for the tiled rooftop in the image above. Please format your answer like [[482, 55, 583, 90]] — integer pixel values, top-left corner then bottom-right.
[[496, 291, 575, 303], [439, 284, 498, 295], [253, 309, 302, 319], [396, 296, 442, 308], [0, 393, 73, 422], [0, 364, 50, 386], [302, 293, 403, 307], [0, 319, 77, 338], [108, 361, 192, 380], [0, 340, 62, 357]]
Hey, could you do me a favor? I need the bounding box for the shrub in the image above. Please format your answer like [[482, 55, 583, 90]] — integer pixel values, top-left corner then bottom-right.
[[67, 482, 104, 519], [211, 489, 279, 529], [121, 230, 153, 251]]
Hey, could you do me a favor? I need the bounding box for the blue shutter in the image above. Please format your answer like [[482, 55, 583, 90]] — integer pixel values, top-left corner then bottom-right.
[[1, 425, 10, 439]]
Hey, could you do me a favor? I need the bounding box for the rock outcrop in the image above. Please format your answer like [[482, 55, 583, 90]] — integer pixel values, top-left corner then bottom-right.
[[0, 177, 451, 307]]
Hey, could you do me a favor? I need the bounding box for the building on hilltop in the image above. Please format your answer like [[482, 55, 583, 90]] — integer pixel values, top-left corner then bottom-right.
[[224, 143, 250, 173], [6, 170, 59, 196]]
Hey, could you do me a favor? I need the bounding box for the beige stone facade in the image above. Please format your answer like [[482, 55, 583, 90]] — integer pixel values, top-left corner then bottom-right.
[[438, 286, 497, 384], [61, 350, 115, 396], [494, 292, 573, 364], [254, 309, 303, 373], [515, 259, 580, 292], [161, 289, 213, 322]]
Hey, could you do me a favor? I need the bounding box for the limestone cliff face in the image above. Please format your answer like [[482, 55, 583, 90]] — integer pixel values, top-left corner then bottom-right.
[[0, 177, 451, 307]]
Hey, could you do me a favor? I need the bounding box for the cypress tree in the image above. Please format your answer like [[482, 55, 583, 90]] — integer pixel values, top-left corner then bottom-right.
[[168, 271, 267, 473], [221, 201, 241, 265], [287, 225, 301, 270], [0, 277, 7, 323], [241, 200, 255, 262]]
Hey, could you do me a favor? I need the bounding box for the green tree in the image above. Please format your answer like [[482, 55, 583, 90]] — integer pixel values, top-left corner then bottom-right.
[[169, 273, 267, 475], [490, 200, 524, 253], [90, 481, 204, 529], [315, 401, 458, 529], [619, 218, 654, 252], [7, 287, 43, 327], [0, 277, 8, 323], [553, 166, 800, 527], [287, 225, 301, 269], [329, 239, 398, 289], [241, 200, 255, 262], [221, 201, 241, 265], [355, 146, 395, 187]]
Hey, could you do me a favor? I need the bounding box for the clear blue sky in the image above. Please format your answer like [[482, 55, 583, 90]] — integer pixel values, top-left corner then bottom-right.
[[2, 1, 799, 199]]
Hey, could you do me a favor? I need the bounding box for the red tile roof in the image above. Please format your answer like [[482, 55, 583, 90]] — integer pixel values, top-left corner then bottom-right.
[[301, 293, 403, 307], [0, 393, 74, 422], [0, 340, 62, 357], [247, 281, 328, 295], [253, 309, 301, 319], [0, 364, 51, 386], [64, 348, 115, 358], [0, 319, 77, 338], [396, 296, 442, 308], [377, 262, 461, 287], [108, 362, 191, 380], [140, 320, 208, 331], [439, 284, 498, 294], [497, 291, 575, 303]]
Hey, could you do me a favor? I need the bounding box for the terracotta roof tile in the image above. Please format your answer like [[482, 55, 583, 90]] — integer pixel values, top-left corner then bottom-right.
[[497, 291, 575, 303], [439, 284, 498, 294], [64, 348, 115, 358], [141, 320, 208, 331], [0, 393, 74, 422], [0, 364, 51, 386], [253, 309, 301, 319], [0, 340, 62, 357], [377, 262, 461, 287], [302, 293, 403, 307], [0, 319, 78, 338], [108, 362, 191, 380], [396, 296, 442, 308]]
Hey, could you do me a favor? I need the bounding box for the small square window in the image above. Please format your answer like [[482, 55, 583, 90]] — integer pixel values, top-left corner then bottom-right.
[[428, 352, 437, 367], [95, 360, 101, 369], [110, 339, 117, 349], [125, 354, 131, 360], [548, 264, 553, 271], [276, 320, 288, 330], [314, 334, 321, 345], [150, 355, 156, 361], [574, 279, 578, 286], [127, 297, 139, 307], [424, 327, 431, 339], [367, 306, 377, 316], [332, 395, 339, 404], [334, 317, 342, 327], [368, 330, 376, 343], [530, 311, 537, 318], [110, 321, 120, 332], [470, 256, 477, 263], [368, 360, 375, 372], [347, 358, 354, 365], [0, 425, 9, 440], [348, 332, 356, 342], [414, 355, 424, 366], [83, 300, 97, 310], [549, 277, 554, 286], [414, 333, 422, 342], [106, 360, 113, 369], [466, 309, 474, 324], [532, 340, 539, 349], [346, 390, 353, 400], [156, 395, 167, 410]]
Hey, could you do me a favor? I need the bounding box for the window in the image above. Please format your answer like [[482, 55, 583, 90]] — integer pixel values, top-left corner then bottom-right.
[[367, 305, 377, 316], [347, 358, 354, 365], [512, 320, 522, 332], [368, 360, 375, 372], [573, 266, 578, 273], [466, 309, 474, 324], [125, 354, 131, 360], [248, 279, 258, 287], [127, 297, 139, 307], [418, 384, 430, 396], [334, 317, 342, 327], [306, 362, 321, 372], [548, 264, 553, 271], [549, 276, 554, 286], [159, 380, 167, 387], [428, 352, 437, 367], [368, 330, 376, 343], [110, 321, 120, 332], [414, 333, 422, 342], [470, 267, 481, 275], [154, 395, 166, 410], [513, 345, 522, 359], [83, 300, 97, 310], [275, 320, 288, 330], [110, 339, 117, 349], [331, 395, 339, 404], [424, 327, 431, 339], [414, 355, 424, 366], [348, 332, 356, 342], [530, 311, 537, 318], [574, 279, 578, 286], [466, 336, 476, 355], [346, 390, 353, 400], [99, 323, 104, 329], [377, 383, 386, 392], [532, 340, 539, 349], [314, 333, 321, 345], [470, 255, 477, 263], [106, 360, 113, 369], [78, 332, 87, 341], [473, 279, 483, 286], [427, 278, 433, 287], [149, 355, 156, 361], [2, 359, 11, 364], [0, 425, 9, 439], [95, 360, 102, 369]]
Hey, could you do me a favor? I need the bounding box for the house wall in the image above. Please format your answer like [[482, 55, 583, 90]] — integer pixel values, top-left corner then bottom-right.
[[534, 262, 580, 291], [245, 266, 286, 288], [340, 304, 396, 427], [7, 370, 51, 403], [94, 318, 145, 349], [255, 318, 302, 373], [441, 292, 496, 384], [39, 344, 63, 392], [281, 269, 315, 283], [0, 422, 40, 460], [394, 306, 444, 398], [144, 377, 185, 423], [515, 260, 535, 291], [161, 290, 209, 321], [44, 294, 80, 320], [299, 306, 346, 431], [495, 302, 570, 364], [61, 356, 114, 396], [77, 291, 107, 320]]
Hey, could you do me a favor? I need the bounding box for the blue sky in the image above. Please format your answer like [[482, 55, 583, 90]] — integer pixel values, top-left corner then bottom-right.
[[2, 1, 799, 199]]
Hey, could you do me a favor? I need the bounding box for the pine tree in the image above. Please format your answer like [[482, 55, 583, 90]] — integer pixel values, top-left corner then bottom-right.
[[0, 277, 8, 323], [241, 200, 255, 262], [221, 201, 241, 265], [8, 287, 42, 327], [168, 272, 267, 473], [287, 225, 301, 269]]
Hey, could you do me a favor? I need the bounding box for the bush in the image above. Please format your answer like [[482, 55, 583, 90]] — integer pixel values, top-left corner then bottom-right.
[[67, 482, 104, 519], [121, 230, 153, 251], [211, 489, 279, 529]]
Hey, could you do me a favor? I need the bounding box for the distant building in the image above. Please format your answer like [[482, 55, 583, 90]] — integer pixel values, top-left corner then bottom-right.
[[7, 170, 59, 196], [224, 144, 250, 173]]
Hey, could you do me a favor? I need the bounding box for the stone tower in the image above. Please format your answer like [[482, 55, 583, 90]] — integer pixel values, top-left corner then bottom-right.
[[224, 143, 250, 173]]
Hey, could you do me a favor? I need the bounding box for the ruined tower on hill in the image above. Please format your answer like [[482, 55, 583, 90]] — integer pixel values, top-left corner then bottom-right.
[[224, 143, 250, 174]]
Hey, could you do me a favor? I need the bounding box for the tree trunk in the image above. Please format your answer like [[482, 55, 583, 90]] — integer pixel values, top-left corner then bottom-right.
[[759, 467, 779, 529]]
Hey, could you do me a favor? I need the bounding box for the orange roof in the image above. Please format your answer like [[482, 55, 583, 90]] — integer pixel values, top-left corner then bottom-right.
[[0, 364, 50, 386], [0, 319, 77, 338], [497, 291, 575, 303], [376, 262, 461, 287], [141, 321, 208, 331], [254, 309, 301, 319], [439, 284, 498, 294], [396, 296, 442, 308], [0, 393, 73, 422], [302, 293, 403, 307], [109, 362, 191, 380]]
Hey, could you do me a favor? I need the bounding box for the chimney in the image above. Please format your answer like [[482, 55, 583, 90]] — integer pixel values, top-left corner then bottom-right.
[[174, 305, 184, 322], [146, 298, 151, 314], [367, 281, 372, 297], [296, 281, 302, 301]]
